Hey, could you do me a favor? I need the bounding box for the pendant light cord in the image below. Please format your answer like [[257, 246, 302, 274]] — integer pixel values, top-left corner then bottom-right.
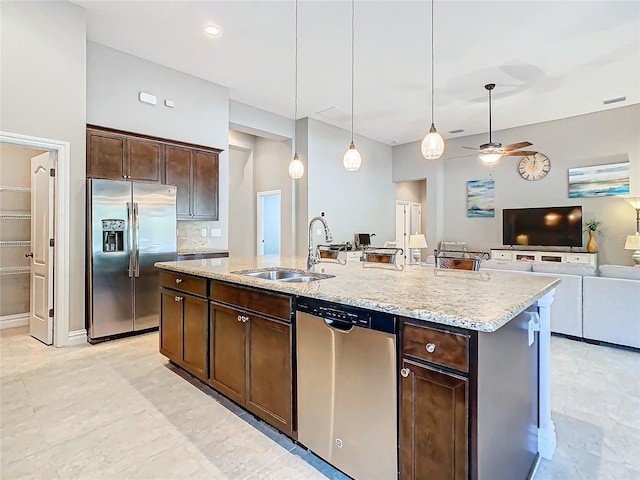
[[430, 0, 434, 127], [488, 86, 492, 143], [294, 0, 298, 156], [350, 0, 355, 144]]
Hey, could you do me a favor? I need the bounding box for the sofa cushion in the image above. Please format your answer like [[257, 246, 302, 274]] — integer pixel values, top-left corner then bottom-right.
[[598, 264, 640, 280], [532, 262, 597, 276], [481, 260, 533, 272]]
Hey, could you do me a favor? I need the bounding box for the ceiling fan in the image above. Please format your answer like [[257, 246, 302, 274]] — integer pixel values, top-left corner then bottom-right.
[[463, 83, 537, 164]]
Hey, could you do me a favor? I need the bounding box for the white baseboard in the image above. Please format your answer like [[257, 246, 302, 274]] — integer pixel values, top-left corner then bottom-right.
[[0, 313, 29, 330], [67, 329, 87, 346]]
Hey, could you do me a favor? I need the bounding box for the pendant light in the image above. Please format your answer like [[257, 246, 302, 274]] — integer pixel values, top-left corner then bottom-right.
[[343, 0, 362, 172], [288, 0, 304, 179], [420, 0, 445, 160]]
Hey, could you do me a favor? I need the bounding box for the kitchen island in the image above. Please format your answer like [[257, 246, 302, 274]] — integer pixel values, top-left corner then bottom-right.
[[155, 256, 559, 480]]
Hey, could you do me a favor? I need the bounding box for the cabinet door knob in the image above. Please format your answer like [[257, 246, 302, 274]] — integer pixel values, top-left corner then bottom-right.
[[425, 343, 436, 353], [174, 296, 183, 302], [25, 252, 34, 258], [400, 368, 410, 378], [175, 278, 183, 284]]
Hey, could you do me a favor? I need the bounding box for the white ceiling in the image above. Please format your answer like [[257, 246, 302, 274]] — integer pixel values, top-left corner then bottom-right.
[[73, 0, 640, 146]]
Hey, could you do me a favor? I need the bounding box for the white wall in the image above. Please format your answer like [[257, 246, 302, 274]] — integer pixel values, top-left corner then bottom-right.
[[229, 100, 293, 141], [228, 131, 256, 258], [254, 137, 295, 257], [306, 118, 396, 248], [86, 41, 230, 249], [393, 105, 640, 266], [1, 1, 86, 332]]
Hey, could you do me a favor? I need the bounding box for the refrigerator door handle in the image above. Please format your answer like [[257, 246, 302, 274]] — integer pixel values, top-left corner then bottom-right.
[[127, 201, 134, 278], [134, 202, 140, 277]]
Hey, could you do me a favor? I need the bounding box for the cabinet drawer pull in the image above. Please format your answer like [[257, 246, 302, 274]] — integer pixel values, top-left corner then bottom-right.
[[237, 315, 249, 323], [425, 342, 436, 353], [175, 278, 183, 284], [400, 368, 410, 378], [174, 296, 183, 302]]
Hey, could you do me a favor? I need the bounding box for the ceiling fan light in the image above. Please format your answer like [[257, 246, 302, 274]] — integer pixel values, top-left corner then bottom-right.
[[288, 154, 304, 179], [421, 124, 445, 160], [479, 152, 502, 164], [343, 142, 362, 172]]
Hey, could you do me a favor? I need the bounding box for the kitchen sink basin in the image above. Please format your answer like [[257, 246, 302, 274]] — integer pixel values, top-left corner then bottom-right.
[[232, 268, 335, 282]]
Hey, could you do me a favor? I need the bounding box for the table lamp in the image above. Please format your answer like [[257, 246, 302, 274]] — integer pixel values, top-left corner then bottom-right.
[[408, 234, 428, 264], [623, 197, 640, 266]]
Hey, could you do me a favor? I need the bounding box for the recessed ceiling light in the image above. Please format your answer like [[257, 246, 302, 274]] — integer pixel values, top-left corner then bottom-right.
[[204, 25, 221, 37]]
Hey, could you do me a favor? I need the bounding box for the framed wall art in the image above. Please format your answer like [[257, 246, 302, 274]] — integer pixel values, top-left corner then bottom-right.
[[467, 179, 495, 218], [568, 161, 630, 198]]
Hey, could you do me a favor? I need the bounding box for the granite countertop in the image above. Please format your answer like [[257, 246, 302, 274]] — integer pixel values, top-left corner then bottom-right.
[[155, 256, 559, 333], [177, 248, 229, 255]]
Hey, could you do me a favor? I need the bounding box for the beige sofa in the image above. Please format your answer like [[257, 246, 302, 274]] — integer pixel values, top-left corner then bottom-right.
[[582, 265, 640, 349], [479, 260, 640, 349]]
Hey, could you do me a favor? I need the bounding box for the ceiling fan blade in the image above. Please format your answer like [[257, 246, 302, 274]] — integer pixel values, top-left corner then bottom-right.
[[502, 150, 538, 156], [502, 141, 533, 151], [462, 146, 482, 151]]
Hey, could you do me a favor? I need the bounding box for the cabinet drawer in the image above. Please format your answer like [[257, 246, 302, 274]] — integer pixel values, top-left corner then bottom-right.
[[160, 271, 207, 297], [403, 323, 469, 373], [565, 253, 593, 264], [210, 281, 292, 322], [491, 250, 512, 261]]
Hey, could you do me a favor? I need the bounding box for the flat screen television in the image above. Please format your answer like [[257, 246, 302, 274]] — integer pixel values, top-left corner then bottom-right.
[[502, 206, 583, 247]]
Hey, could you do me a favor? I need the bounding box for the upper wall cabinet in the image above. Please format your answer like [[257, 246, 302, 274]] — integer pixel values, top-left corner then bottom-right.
[[87, 125, 222, 221], [87, 126, 162, 182], [165, 146, 219, 220]]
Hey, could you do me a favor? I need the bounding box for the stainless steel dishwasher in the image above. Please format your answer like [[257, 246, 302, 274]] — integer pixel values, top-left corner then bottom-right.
[[296, 297, 397, 480]]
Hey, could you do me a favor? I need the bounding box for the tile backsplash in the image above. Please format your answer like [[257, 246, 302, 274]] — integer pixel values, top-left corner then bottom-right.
[[177, 220, 224, 252]]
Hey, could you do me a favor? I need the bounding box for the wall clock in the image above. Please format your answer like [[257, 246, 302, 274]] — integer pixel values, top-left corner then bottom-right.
[[518, 153, 550, 181]]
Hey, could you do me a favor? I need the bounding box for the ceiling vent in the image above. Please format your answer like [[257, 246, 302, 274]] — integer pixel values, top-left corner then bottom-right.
[[448, 129, 465, 134], [603, 96, 626, 105]]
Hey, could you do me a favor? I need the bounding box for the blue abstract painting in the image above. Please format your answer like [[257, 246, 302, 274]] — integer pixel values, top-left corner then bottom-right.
[[467, 179, 495, 218], [568, 162, 630, 198]]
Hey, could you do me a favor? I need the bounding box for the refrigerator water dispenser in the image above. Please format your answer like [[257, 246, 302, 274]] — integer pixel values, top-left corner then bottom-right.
[[102, 219, 125, 252]]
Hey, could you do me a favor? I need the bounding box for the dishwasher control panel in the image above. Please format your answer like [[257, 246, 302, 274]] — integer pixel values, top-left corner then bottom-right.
[[296, 297, 396, 334]]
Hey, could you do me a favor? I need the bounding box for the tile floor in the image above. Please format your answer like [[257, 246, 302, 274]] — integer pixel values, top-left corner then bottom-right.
[[1, 326, 638, 480]]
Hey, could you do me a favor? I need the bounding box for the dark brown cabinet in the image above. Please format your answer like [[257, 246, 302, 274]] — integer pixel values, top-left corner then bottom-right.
[[209, 281, 293, 437], [400, 359, 468, 480], [87, 125, 221, 220], [87, 127, 162, 182], [400, 320, 470, 480], [165, 146, 219, 220], [159, 272, 209, 381]]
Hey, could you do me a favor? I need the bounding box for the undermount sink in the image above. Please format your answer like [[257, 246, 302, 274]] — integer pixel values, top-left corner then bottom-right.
[[232, 268, 335, 283]]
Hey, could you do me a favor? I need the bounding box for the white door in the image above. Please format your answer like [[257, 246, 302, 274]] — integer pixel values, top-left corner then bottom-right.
[[29, 152, 54, 345], [257, 191, 281, 255], [395, 202, 409, 266]]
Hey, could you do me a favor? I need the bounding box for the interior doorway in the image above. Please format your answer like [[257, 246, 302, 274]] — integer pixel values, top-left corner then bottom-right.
[[257, 190, 281, 255], [0, 131, 72, 347]]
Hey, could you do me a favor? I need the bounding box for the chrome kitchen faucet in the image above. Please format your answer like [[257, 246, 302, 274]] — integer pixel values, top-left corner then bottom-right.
[[308, 212, 333, 271]]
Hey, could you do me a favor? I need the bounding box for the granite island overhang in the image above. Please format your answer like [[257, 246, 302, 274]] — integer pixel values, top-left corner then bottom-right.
[[155, 256, 560, 479], [155, 255, 558, 332]]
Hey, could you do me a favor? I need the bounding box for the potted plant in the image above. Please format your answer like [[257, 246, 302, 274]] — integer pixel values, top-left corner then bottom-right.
[[584, 219, 602, 253]]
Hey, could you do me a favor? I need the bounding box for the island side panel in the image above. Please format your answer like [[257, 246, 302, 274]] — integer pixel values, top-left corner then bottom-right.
[[476, 307, 540, 480]]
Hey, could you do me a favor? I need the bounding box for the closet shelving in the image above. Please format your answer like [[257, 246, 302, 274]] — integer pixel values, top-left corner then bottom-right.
[[0, 186, 31, 276]]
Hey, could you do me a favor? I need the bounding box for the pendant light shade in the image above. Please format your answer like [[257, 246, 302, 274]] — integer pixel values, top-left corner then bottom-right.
[[421, 0, 445, 160], [343, 142, 362, 171], [343, 0, 361, 172], [288, 0, 304, 179], [421, 124, 445, 160], [289, 154, 304, 179]]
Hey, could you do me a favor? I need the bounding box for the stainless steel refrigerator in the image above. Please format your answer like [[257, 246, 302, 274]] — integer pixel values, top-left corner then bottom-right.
[[87, 179, 177, 342]]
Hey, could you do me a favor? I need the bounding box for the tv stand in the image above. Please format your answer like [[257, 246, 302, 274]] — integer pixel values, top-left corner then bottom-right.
[[491, 248, 597, 266]]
